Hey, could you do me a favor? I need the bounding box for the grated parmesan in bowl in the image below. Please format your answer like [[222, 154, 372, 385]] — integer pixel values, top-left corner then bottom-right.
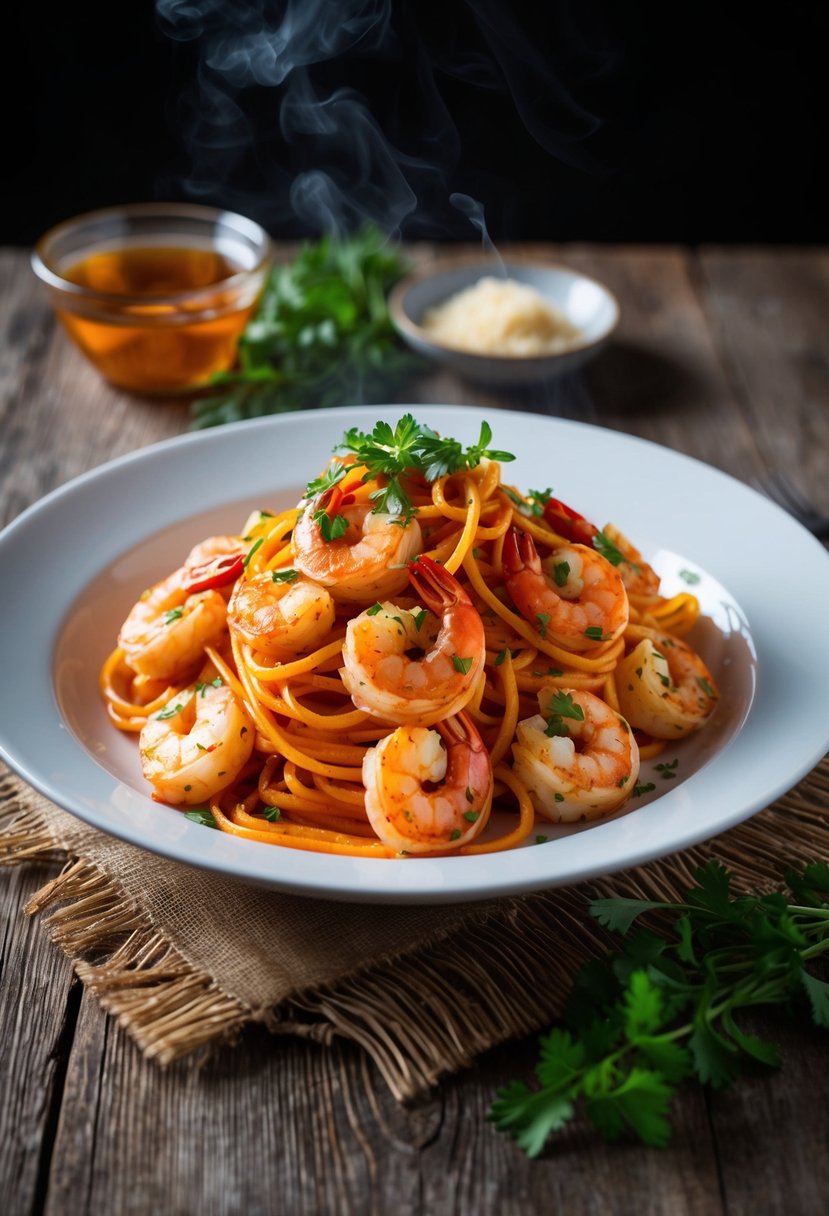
[[422, 275, 583, 357], [388, 257, 619, 384]]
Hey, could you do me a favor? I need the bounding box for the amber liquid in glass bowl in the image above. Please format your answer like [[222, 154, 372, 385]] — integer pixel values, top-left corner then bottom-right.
[[57, 245, 261, 394]]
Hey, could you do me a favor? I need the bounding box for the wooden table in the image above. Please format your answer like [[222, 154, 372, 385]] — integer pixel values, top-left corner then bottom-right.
[[2, 244, 828, 1215]]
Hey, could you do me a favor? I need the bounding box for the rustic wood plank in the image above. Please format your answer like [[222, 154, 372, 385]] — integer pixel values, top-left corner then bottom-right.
[[706, 1009, 829, 1215], [697, 247, 829, 501], [44, 1015, 726, 1216], [0, 858, 78, 1216], [563, 245, 765, 482]]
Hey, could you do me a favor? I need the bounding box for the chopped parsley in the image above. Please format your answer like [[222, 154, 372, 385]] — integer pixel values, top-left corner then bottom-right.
[[527, 487, 554, 514], [679, 568, 701, 585], [312, 509, 349, 543], [584, 626, 607, 642], [164, 608, 184, 625], [552, 561, 570, 587], [593, 530, 638, 572], [633, 781, 657, 797], [262, 805, 282, 822], [271, 568, 299, 584], [544, 691, 585, 738], [452, 654, 474, 674], [183, 808, 217, 829], [536, 612, 551, 639]]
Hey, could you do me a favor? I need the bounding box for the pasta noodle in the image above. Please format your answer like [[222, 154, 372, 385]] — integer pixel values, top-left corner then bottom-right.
[[100, 415, 721, 858]]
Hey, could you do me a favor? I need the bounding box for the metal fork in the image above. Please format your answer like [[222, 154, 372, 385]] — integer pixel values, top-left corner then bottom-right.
[[755, 469, 829, 538]]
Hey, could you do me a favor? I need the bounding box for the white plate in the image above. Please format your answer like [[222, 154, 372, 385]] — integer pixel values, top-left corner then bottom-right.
[[2, 406, 828, 904]]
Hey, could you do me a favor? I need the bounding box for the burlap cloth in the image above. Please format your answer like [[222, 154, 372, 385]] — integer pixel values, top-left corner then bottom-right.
[[2, 759, 828, 1100]]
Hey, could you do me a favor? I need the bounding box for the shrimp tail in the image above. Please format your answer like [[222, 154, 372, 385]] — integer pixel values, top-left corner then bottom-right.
[[435, 708, 484, 754], [502, 525, 542, 580], [408, 553, 474, 611]]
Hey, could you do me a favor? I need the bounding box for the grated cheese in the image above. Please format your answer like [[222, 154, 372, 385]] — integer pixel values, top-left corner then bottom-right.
[[422, 276, 582, 357]]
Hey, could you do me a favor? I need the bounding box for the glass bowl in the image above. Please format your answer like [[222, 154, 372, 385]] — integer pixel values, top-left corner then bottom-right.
[[31, 202, 273, 395]]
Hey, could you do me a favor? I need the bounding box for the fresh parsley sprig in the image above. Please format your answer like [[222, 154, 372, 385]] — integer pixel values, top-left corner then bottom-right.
[[491, 860, 829, 1154], [334, 414, 514, 518], [189, 227, 423, 429]]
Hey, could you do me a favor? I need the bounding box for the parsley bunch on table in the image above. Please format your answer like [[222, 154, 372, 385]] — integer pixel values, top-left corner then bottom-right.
[[491, 860, 829, 1154], [190, 227, 422, 429]]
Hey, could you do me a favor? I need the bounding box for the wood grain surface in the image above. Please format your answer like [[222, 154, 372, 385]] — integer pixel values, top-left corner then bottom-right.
[[2, 244, 828, 1216]]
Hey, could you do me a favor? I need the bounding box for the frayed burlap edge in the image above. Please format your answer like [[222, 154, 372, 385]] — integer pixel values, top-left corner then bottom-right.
[[1, 759, 827, 1101]]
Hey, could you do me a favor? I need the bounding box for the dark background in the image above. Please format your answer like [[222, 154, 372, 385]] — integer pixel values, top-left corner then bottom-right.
[[3, 0, 827, 247]]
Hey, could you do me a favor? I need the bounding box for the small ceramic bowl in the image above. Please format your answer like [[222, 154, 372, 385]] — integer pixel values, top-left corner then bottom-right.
[[388, 255, 619, 384], [31, 202, 272, 395]]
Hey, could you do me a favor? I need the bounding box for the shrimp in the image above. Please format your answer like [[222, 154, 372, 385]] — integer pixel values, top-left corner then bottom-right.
[[512, 688, 640, 822], [118, 568, 228, 681], [543, 497, 660, 597], [340, 554, 485, 726], [227, 571, 336, 658], [600, 525, 660, 597], [503, 526, 628, 652], [362, 711, 493, 853], [615, 627, 719, 738], [139, 679, 255, 805], [291, 485, 422, 604]]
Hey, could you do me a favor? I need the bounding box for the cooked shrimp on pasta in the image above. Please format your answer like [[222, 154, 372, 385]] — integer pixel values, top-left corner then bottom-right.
[[100, 414, 721, 858]]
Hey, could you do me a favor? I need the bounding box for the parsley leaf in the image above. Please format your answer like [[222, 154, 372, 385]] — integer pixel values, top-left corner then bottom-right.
[[592, 529, 641, 573], [543, 690, 585, 738], [183, 808, 217, 829], [312, 509, 349, 543], [339, 414, 515, 519], [490, 860, 829, 1155], [189, 228, 422, 429]]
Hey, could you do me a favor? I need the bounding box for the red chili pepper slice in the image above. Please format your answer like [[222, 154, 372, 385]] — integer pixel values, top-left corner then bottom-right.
[[183, 553, 245, 593], [543, 497, 599, 546]]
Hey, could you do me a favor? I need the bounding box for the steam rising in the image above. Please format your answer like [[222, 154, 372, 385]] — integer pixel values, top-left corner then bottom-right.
[[156, 0, 608, 240]]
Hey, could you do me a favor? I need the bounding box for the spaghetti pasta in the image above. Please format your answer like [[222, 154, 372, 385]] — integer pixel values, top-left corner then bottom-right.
[[101, 415, 721, 857]]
